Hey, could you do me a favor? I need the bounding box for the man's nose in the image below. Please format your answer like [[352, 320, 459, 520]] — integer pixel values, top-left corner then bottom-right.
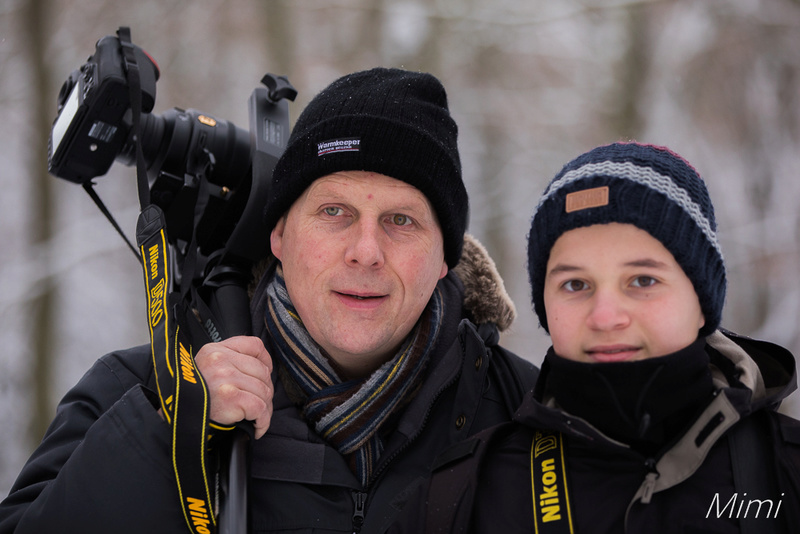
[[344, 218, 385, 268]]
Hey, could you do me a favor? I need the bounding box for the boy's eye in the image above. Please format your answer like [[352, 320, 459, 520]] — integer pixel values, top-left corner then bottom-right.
[[631, 276, 657, 288], [391, 214, 411, 226], [562, 280, 588, 292], [323, 206, 343, 216]]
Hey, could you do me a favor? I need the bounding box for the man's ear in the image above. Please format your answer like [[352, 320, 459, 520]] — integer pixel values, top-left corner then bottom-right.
[[270, 216, 287, 261]]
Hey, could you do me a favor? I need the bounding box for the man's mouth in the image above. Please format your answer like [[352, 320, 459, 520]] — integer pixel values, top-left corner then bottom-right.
[[334, 291, 389, 308], [337, 292, 383, 299]]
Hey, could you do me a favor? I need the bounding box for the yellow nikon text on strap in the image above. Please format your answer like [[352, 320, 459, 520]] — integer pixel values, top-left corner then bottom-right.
[[530, 430, 575, 534]]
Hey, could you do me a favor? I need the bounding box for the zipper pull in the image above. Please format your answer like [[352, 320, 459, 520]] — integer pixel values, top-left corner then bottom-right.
[[640, 459, 659, 504], [352, 491, 367, 533]]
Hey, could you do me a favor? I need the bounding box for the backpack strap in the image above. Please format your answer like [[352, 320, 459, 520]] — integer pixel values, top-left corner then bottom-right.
[[728, 413, 782, 532]]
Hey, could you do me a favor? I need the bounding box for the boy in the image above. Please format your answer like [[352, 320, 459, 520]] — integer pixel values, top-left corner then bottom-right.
[[413, 142, 800, 533]]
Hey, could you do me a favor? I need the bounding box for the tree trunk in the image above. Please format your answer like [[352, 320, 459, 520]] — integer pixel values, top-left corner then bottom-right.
[[23, 0, 56, 447]]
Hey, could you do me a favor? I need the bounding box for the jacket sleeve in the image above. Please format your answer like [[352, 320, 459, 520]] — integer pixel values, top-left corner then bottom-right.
[[0, 347, 188, 534], [770, 411, 800, 532]]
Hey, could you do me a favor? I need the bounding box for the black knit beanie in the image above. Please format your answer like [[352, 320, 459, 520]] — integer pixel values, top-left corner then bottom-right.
[[264, 67, 467, 268], [527, 142, 726, 337]]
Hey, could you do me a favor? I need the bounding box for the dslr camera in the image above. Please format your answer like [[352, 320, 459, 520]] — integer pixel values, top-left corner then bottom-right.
[[47, 28, 297, 337]]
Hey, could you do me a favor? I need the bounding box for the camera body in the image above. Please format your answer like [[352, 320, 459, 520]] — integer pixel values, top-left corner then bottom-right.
[[48, 29, 296, 337], [49, 35, 158, 183]]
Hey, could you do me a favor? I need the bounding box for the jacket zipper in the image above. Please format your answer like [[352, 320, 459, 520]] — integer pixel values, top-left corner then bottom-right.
[[367, 355, 462, 486], [352, 491, 367, 533], [367, 327, 471, 488], [351, 348, 463, 531], [354, 326, 475, 529]]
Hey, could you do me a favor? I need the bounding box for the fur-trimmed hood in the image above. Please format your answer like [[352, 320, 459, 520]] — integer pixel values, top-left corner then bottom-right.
[[452, 234, 515, 331]]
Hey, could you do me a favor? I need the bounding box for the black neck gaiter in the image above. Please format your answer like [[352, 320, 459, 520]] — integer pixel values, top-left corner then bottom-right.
[[542, 337, 714, 456]]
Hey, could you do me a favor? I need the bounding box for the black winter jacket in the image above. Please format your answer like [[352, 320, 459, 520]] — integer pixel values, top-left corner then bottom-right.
[[410, 330, 800, 534], [0, 236, 538, 534]]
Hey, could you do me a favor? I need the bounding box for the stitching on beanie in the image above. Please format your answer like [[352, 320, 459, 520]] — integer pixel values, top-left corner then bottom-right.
[[535, 161, 723, 258]]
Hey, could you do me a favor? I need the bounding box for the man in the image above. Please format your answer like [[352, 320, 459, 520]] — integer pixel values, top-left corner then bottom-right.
[[410, 142, 800, 533], [0, 68, 537, 533]]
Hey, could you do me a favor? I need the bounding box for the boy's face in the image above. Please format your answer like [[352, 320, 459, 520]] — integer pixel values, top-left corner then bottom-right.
[[543, 223, 705, 363]]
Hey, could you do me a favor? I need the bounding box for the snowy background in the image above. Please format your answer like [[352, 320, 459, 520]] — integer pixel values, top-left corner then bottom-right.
[[1, 0, 799, 495]]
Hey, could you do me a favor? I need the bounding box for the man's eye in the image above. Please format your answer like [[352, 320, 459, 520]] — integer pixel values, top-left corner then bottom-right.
[[323, 206, 343, 216], [563, 280, 588, 292], [391, 214, 411, 226], [631, 276, 657, 288]]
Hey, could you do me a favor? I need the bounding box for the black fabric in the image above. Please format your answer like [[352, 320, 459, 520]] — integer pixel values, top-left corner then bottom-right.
[[542, 338, 714, 455]]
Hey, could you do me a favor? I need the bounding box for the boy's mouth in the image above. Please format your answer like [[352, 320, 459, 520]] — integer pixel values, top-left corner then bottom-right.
[[585, 345, 641, 362]]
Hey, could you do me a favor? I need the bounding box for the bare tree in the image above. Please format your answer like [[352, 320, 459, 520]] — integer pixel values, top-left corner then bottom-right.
[[22, 0, 56, 448]]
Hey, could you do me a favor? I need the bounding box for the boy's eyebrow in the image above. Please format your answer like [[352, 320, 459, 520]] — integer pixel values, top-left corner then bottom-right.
[[546, 264, 582, 277], [547, 258, 670, 277], [623, 258, 670, 269]]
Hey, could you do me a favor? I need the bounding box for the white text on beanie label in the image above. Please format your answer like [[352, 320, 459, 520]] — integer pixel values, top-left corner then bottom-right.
[[318, 138, 361, 156]]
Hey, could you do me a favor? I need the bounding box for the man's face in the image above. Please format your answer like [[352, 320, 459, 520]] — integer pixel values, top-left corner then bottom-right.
[[543, 223, 705, 363], [270, 171, 448, 378]]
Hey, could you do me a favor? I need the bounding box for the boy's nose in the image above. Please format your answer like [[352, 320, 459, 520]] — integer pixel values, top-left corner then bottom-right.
[[586, 289, 631, 331]]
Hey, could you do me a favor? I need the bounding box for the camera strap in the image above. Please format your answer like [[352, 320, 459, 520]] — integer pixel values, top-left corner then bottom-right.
[[117, 26, 150, 208], [136, 204, 219, 534], [531, 430, 575, 534], [120, 26, 222, 534]]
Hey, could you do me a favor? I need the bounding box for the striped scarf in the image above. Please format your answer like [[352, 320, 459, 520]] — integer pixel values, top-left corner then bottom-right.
[[265, 265, 443, 486]]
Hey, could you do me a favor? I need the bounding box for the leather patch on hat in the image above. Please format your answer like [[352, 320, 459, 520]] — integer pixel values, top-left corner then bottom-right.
[[565, 186, 609, 213]]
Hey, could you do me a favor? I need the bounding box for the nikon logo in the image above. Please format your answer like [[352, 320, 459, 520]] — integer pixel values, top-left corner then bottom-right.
[[148, 243, 160, 280], [186, 497, 212, 534], [538, 458, 562, 522], [179, 343, 197, 384], [532, 431, 571, 527]]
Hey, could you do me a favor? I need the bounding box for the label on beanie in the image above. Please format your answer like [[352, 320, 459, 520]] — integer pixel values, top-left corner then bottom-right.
[[565, 186, 609, 213], [318, 137, 361, 156]]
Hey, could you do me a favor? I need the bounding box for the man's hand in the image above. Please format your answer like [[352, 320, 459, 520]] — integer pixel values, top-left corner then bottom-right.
[[195, 336, 274, 439]]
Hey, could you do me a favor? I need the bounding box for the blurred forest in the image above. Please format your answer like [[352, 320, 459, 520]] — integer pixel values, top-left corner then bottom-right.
[[1, 0, 799, 495]]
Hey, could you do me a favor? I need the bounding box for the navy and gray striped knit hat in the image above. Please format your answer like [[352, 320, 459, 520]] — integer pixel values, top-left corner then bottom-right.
[[265, 67, 467, 268], [527, 142, 726, 337]]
